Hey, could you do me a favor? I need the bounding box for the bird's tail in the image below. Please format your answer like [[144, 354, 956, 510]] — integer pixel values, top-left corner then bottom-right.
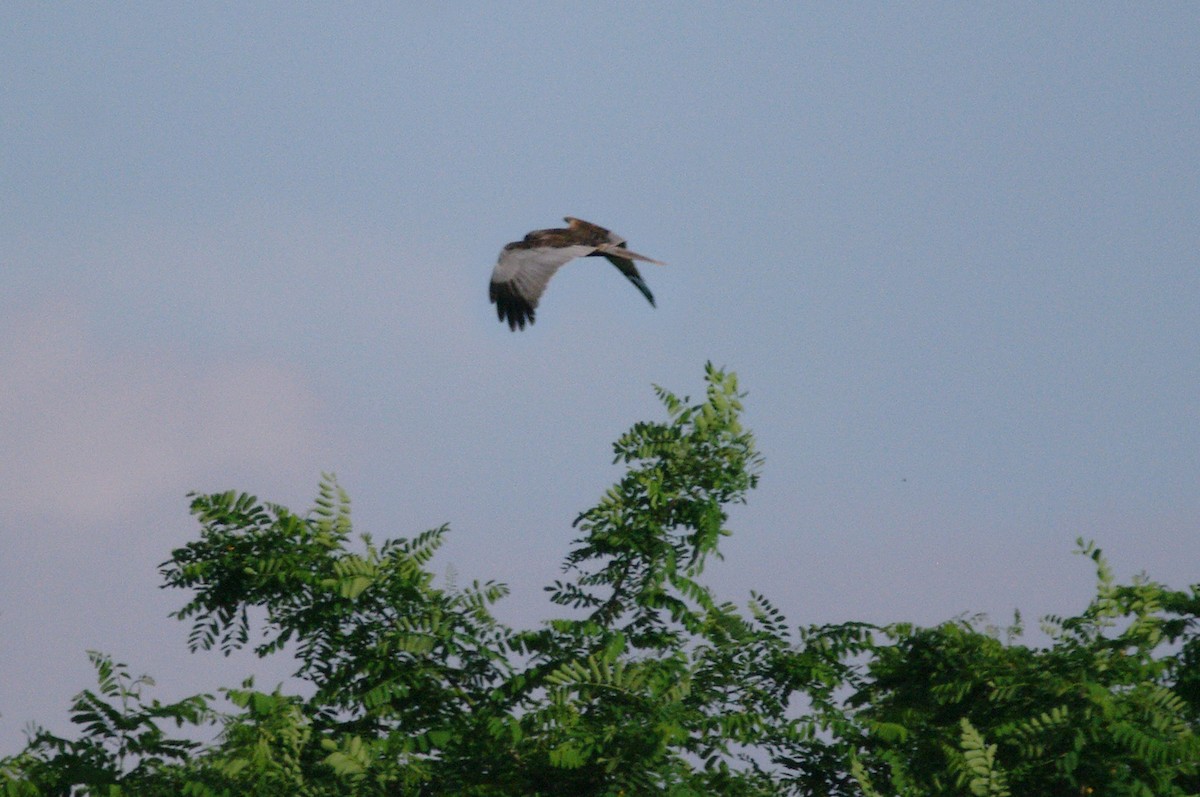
[[594, 243, 666, 265]]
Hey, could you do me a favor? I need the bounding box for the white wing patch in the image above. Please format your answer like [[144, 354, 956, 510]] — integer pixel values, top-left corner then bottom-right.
[[489, 244, 596, 330], [492, 245, 594, 302]]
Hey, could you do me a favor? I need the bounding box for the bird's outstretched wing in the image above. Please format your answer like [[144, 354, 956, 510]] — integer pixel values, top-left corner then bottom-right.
[[593, 243, 662, 307], [489, 244, 594, 330], [593, 242, 665, 266]]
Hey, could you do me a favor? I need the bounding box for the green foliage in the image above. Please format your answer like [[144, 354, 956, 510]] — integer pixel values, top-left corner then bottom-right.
[[779, 540, 1200, 796], [2, 653, 209, 796], [3, 364, 1198, 796], [955, 719, 1009, 797]]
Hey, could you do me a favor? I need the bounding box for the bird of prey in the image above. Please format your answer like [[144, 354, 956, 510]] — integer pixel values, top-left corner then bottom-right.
[[488, 216, 664, 330]]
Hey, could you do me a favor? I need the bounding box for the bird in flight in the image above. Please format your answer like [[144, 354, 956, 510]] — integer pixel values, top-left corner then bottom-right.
[[488, 216, 664, 330]]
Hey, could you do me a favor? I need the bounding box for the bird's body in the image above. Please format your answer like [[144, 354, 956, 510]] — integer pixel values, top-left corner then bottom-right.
[[488, 217, 663, 330]]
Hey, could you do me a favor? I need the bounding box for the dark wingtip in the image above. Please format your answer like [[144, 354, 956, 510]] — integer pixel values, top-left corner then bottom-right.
[[623, 268, 656, 308], [490, 281, 536, 331], [601, 254, 655, 309], [633, 278, 655, 308]]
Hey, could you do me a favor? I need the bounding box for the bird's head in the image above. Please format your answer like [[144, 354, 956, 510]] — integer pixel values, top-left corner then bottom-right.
[[564, 216, 612, 239]]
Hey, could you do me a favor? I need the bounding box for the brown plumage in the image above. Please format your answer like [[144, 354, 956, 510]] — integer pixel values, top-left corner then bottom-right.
[[488, 217, 664, 331]]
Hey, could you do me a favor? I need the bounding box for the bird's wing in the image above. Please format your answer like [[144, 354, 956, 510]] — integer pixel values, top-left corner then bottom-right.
[[593, 242, 666, 265], [592, 243, 664, 307], [598, 252, 656, 307], [489, 244, 595, 330]]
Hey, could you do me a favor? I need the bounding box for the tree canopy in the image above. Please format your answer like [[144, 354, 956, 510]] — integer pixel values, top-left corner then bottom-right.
[[4, 364, 1198, 795]]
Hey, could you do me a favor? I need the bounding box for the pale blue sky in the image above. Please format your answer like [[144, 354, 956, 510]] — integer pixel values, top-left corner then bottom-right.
[[3, 4, 1198, 750]]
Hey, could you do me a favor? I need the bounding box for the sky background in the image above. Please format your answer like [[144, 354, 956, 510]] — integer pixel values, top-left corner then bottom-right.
[[2, 4, 1198, 751]]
